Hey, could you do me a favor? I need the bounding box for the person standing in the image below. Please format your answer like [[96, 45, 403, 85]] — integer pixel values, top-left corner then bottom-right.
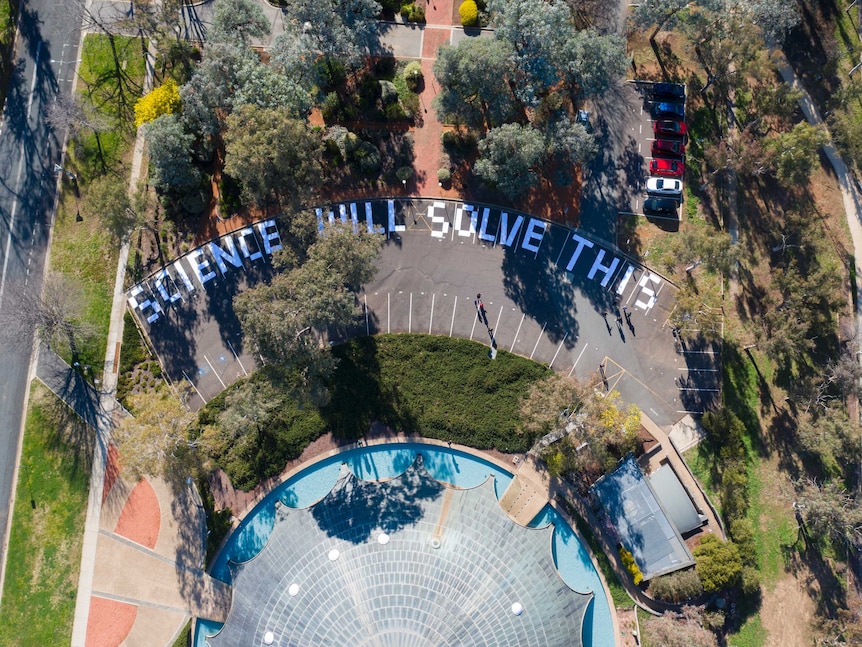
[[475, 293, 489, 327]]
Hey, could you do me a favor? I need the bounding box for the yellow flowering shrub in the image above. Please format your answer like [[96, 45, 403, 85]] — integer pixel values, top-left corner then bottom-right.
[[134, 79, 181, 128]]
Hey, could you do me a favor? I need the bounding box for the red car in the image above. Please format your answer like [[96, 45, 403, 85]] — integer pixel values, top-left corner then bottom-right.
[[650, 158, 684, 177], [653, 120, 688, 137], [652, 139, 685, 157]]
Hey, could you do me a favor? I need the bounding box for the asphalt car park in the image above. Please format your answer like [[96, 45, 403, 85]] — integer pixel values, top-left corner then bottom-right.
[[622, 80, 688, 220]]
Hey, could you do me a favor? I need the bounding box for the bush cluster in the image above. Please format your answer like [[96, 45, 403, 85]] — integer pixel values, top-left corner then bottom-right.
[[400, 3, 425, 22], [403, 61, 423, 92], [459, 0, 478, 26], [648, 568, 703, 603], [618, 545, 643, 586]]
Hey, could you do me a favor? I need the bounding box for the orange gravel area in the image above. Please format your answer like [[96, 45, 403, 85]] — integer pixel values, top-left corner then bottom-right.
[[86, 596, 137, 647], [102, 444, 121, 503], [114, 478, 161, 550]]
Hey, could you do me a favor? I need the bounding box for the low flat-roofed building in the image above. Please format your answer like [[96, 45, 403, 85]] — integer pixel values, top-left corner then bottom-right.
[[591, 456, 694, 580]]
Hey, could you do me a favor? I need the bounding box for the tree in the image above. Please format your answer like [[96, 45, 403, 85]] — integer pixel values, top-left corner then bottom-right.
[[276, 0, 381, 75], [113, 388, 197, 480], [631, 0, 723, 41], [144, 114, 201, 192], [641, 606, 718, 647], [693, 534, 743, 593], [232, 58, 312, 117], [743, 0, 800, 46], [524, 374, 641, 481], [565, 30, 628, 100], [134, 79, 181, 127], [44, 94, 111, 172], [208, 0, 271, 45], [223, 105, 323, 207], [490, 0, 580, 106], [796, 479, 862, 551], [235, 222, 382, 397], [475, 123, 548, 198], [767, 122, 829, 185], [432, 38, 517, 129], [545, 115, 597, 166], [81, 174, 135, 242]]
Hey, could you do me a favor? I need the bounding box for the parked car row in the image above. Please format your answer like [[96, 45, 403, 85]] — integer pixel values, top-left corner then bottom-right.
[[645, 82, 687, 217]]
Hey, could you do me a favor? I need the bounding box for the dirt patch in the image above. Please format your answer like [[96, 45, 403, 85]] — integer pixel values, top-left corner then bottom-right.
[[760, 574, 816, 647]]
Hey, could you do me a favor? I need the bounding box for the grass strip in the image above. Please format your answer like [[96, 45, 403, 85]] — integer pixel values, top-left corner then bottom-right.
[[0, 384, 90, 645]]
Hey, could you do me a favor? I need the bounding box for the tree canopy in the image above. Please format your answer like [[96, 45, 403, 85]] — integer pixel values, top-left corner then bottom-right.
[[209, 0, 271, 45], [223, 105, 324, 207], [234, 221, 383, 400], [693, 534, 743, 593]]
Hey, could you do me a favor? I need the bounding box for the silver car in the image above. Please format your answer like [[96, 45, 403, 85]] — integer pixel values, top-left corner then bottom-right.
[[646, 177, 683, 196]]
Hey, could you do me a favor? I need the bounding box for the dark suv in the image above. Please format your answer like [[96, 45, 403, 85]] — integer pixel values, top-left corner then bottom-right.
[[653, 82, 686, 100], [644, 197, 679, 216]]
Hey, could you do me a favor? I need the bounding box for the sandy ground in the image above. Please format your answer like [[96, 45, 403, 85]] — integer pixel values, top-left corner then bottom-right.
[[760, 574, 816, 646]]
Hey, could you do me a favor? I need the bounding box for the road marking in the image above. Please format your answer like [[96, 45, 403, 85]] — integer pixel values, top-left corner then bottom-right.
[[364, 294, 369, 335], [387, 293, 390, 333], [493, 307, 503, 337], [182, 371, 207, 404], [469, 303, 477, 340], [529, 322, 546, 359], [510, 313, 525, 352], [569, 344, 588, 376], [204, 355, 226, 388], [226, 339, 248, 376], [428, 292, 434, 333], [0, 42, 41, 309], [678, 367, 719, 372], [408, 292, 412, 333], [449, 297, 457, 337], [549, 333, 568, 369]]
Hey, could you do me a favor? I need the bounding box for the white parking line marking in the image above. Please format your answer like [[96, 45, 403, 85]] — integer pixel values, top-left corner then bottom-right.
[[226, 339, 248, 376], [493, 307, 503, 337], [529, 322, 546, 359], [387, 292, 391, 333], [365, 294, 369, 335], [429, 293, 435, 333], [409, 292, 413, 333], [511, 313, 525, 352], [204, 355, 226, 388], [569, 345, 589, 376], [449, 297, 457, 336], [549, 333, 568, 369]]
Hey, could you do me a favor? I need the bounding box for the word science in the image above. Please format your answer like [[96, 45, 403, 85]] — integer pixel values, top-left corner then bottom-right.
[[127, 200, 666, 326]]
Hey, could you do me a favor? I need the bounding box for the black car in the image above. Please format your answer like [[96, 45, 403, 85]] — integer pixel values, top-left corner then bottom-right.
[[653, 82, 686, 100], [644, 197, 679, 216]]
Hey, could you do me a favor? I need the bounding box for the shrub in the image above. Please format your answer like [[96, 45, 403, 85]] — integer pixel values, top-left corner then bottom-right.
[[134, 79, 181, 128], [354, 141, 382, 175], [648, 569, 703, 603], [702, 610, 726, 632], [405, 3, 425, 22], [401, 92, 419, 118], [459, 0, 478, 26], [693, 535, 743, 593], [403, 61, 423, 92], [396, 166, 414, 182], [618, 546, 643, 586], [385, 102, 407, 121], [321, 92, 341, 123], [437, 168, 451, 183], [379, 80, 399, 105]]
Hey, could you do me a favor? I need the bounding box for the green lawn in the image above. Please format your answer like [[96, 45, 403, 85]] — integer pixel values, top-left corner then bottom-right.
[[0, 384, 90, 645], [729, 614, 768, 647]]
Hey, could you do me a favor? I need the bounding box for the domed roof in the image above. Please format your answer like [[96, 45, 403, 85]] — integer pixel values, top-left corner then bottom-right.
[[209, 456, 592, 646]]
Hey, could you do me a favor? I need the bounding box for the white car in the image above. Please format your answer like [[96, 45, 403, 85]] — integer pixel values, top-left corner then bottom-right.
[[646, 177, 683, 196]]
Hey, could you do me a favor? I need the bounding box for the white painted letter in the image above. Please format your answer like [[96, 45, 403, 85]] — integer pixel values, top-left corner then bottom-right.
[[565, 233, 595, 272], [128, 284, 163, 324], [521, 218, 546, 253], [500, 213, 524, 247], [237, 227, 263, 261], [186, 247, 217, 286], [587, 250, 620, 287], [478, 208, 495, 242], [257, 219, 282, 255], [429, 201, 449, 238], [209, 236, 243, 275], [388, 199, 405, 234], [153, 268, 182, 304]]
